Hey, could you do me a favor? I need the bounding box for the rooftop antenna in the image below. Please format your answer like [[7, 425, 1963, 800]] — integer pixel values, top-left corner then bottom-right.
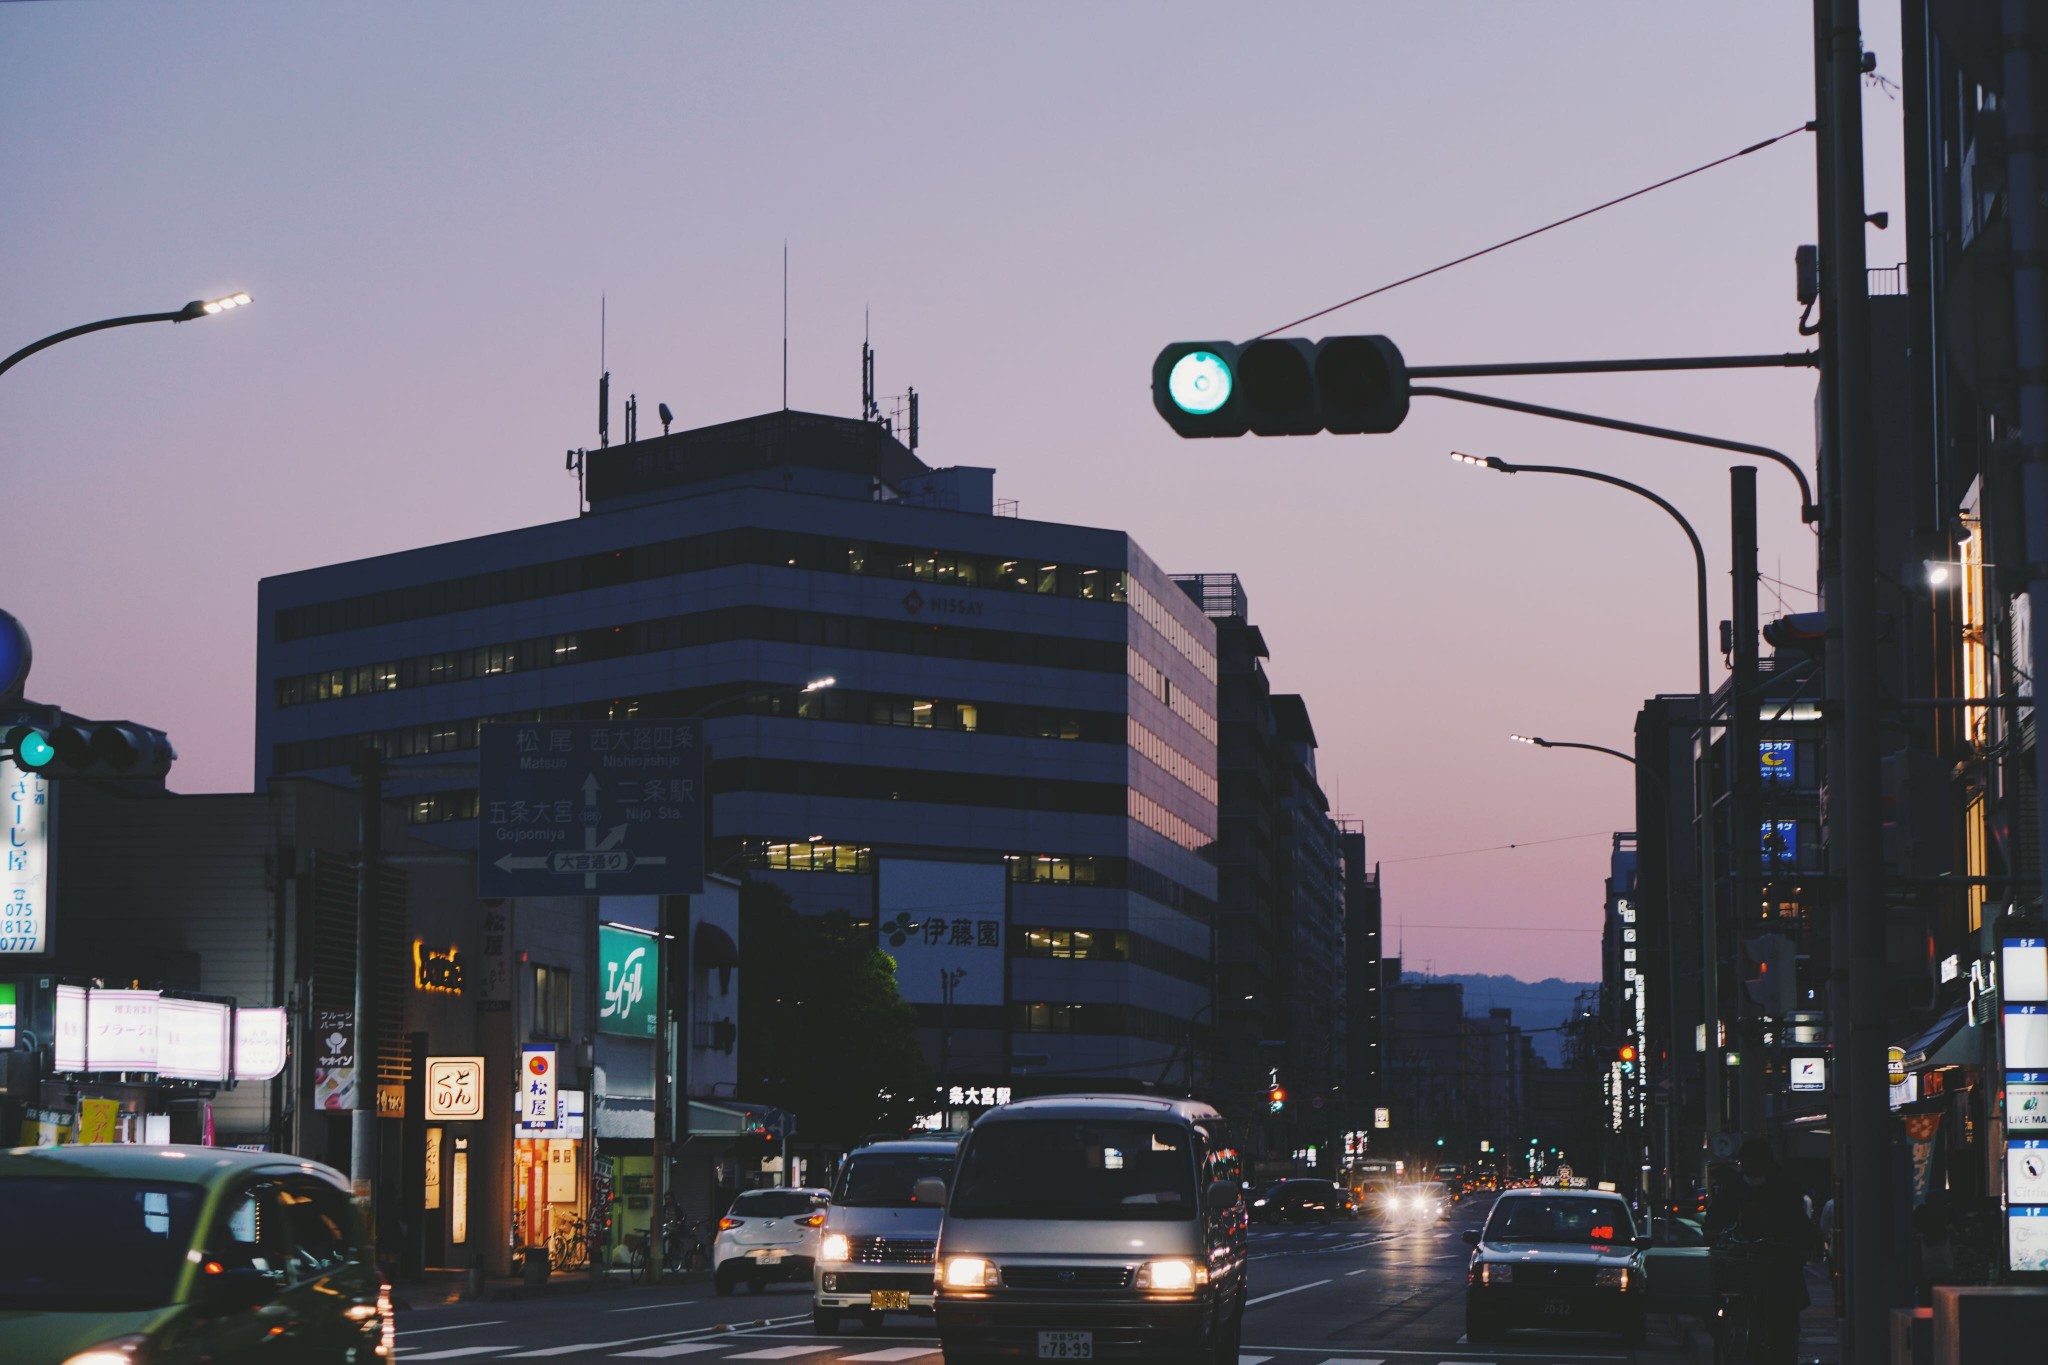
[[598, 294, 609, 448], [861, 309, 876, 422], [782, 241, 789, 410], [907, 386, 919, 451]]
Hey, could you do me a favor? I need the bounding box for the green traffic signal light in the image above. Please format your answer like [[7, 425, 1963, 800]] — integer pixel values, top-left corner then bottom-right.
[[6, 725, 53, 770], [1167, 350, 1234, 415]]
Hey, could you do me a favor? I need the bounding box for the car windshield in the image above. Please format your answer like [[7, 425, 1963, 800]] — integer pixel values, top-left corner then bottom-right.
[[730, 1190, 825, 1219], [834, 1151, 957, 1207], [950, 1119, 1198, 1221], [1485, 1196, 1635, 1244], [0, 1176, 205, 1311]]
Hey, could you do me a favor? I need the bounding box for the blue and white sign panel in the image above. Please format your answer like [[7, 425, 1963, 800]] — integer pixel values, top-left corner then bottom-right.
[[521, 1046, 557, 1131], [876, 859, 1008, 1007], [477, 721, 702, 897], [2, 758, 50, 956]]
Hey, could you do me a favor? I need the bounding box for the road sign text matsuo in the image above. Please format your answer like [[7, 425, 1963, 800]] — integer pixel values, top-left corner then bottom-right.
[[477, 720, 703, 897]]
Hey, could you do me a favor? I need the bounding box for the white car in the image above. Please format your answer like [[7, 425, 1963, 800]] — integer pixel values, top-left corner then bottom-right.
[[713, 1186, 831, 1294]]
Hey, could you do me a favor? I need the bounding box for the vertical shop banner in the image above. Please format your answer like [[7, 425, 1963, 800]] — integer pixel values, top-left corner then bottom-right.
[[2, 758, 51, 957], [521, 1047, 557, 1130], [598, 925, 658, 1037], [424, 1128, 443, 1211], [53, 985, 85, 1072], [314, 1010, 355, 1110], [477, 903, 511, 1009], [76, 1097, 120, 1145], [451, 1141, 469, 1244]]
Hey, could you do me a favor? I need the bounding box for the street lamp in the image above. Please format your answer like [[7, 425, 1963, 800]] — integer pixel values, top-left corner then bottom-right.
[[1508, 734, 1637, 765], [647, 676, 835, 1268], [1455, 449, 1711, 1235], [1, 292, 253, 378]]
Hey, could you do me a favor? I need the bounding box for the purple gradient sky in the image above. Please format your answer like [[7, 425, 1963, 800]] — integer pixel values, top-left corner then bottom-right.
[[2, 3, 1904, 982]]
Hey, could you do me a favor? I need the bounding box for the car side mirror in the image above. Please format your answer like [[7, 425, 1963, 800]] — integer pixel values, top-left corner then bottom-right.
[[1462, 1229, 1480, 1245], [1207, 1180, 1240, 1214], [912, 1177, 948, 1208], [201, 1265, 275, 1312]]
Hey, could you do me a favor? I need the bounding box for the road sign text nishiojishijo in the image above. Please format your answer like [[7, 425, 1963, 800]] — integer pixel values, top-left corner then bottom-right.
[[477, 720, 703, 896]]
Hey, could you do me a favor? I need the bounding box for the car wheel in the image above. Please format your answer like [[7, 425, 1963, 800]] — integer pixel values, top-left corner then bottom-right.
[[813, 1307, 841, 1334], [714, 1264, 739, 1296]]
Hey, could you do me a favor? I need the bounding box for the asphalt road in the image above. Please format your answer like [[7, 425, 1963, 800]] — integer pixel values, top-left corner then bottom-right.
[[394, 1205, 1696, 1365]]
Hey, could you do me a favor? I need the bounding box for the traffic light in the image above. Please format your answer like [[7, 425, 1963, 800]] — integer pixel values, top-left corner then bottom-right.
[[1740, 932, 1799, 1017], [2, 721, 175, 780], [1267, 1086, 1286, 1112], [1616, 1044, 1638, 1076], [1152, 335, 1410, 438]]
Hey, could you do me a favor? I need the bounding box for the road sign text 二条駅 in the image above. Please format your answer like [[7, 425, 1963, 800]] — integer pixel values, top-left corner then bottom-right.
[[477, 720, 703, 896]]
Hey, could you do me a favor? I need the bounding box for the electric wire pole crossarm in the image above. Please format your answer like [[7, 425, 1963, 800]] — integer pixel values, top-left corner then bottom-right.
[[0, 292, 253, 379]]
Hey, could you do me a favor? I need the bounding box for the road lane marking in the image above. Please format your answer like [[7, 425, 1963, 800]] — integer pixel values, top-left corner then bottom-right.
[[839, 1351, 940, 1362], [399, 1350, 513, 1361], [726, 1348, 837, 1360], [1313, 1359, 1386, 1364], [403, 1322, 510, 1336], [611, 1348, 731, 1359], [1245, 1278, 1330, 1306], [506, 1344, 657, 1358], [1236, 1356, 1273, 1364]]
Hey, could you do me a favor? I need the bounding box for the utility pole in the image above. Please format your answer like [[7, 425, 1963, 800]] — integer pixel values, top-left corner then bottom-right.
[[352, 747, 386, 1246], [1818, 1, 1887, 1357], [1729, 466, 1768, 1135], [648, 893, 679, 1278]]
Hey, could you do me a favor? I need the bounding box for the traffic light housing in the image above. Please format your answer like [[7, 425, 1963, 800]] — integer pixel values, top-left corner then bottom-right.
[[1153, 335, 1410, 438], [1267, 1086, 1286, 1112], [2, 720, 175, 780], [1616, 1044, 1638, 1076], [1740, 932, 1799, 1017]]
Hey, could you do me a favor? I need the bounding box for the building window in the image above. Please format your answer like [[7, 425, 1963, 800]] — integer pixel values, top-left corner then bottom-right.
[[1017, 928, 1131, 961], [533, 965, 572, 1038]]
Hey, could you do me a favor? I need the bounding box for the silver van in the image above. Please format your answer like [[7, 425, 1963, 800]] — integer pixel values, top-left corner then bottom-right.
[[925, 1094, 1248, 1363], [811, 1137, 960, 1333]]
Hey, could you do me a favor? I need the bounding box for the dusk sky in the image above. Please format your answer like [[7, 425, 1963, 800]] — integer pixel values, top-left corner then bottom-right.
[[2, 3, 1905, 983]]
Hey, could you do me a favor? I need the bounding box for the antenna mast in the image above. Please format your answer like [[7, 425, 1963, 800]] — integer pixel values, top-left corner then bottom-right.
[[782, 242, 789, 410], [598, 294, 609, 448]]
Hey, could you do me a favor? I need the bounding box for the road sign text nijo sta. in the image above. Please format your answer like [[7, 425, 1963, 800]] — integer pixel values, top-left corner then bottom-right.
[[478, 720, 704, 896]]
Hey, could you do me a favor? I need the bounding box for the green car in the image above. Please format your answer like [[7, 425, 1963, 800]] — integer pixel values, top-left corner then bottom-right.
[[0, 1143, 390, 1364]]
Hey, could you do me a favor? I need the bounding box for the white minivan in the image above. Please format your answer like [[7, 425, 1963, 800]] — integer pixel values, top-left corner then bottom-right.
[[811, 1137, 960, 1333], [928, 1095, 1249, 1364]]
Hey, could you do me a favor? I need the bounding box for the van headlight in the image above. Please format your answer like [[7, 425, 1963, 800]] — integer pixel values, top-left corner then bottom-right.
[[1135, 1258, 1208, 1291], [819, 1233, 851, 1263], [1595, 1267, 1631, 1291], [942, 1256, 999, 1288]]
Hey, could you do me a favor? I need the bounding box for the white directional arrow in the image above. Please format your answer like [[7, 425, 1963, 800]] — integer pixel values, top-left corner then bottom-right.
[[582, 773, 602, 808], [495, 853, 550, 873], [598, 825, 628, 851]]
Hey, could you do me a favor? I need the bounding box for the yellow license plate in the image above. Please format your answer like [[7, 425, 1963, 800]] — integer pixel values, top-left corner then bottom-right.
[[870, 1290, 911, 1311]]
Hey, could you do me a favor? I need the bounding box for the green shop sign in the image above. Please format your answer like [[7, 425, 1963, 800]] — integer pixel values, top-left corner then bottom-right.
[[598, 925, 659, 1038]]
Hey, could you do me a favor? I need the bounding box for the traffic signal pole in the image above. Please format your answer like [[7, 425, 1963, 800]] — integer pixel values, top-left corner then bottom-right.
[[353, 748, 385, 1246]]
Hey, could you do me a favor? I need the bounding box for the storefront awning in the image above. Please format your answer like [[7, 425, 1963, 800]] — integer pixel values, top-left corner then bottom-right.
[[694, 921, 740, 970], [1896, 1002, 1979, 1070]]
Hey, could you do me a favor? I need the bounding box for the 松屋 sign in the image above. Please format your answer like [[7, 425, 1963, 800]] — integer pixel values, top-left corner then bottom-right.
[[2, 758, 50, 956], [520, 1047, 557, 1130]]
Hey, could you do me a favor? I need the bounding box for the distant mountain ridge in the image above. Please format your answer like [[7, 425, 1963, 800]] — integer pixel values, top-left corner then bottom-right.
[[1399, 972, 1597, 1066]]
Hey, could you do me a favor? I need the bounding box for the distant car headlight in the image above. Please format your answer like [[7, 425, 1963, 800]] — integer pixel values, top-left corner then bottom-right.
[[819, 1233, 851, 1263], [1595, 1267, 1631, 1291], [942, 1256, 998, 1288], [1480, 1263, 1513, 1286], [1251, 1198, 1267, 1208], [1410, 1197, 1426, 1210], [1135, 1258, 1208, 1291], [63, 1340, 148, 1365]]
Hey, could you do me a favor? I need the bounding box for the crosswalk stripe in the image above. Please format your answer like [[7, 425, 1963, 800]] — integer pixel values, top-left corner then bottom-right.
[[1236, 1355, 1273, 1364], [505, 1343, 651, 1358], [839, 1350, 939, 1362], [399, 1350, 513, 1361], [610, 1347, 731, 1359], [725, 1349, 837, 1360], [1312, 1358, 1385, 1364]]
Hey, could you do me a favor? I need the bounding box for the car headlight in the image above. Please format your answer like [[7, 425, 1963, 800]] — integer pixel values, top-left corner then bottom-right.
[[1410, 1197, 1426, 1210], [1479, 1263, 1513, 1286], [1251, 1199, 1267, 1208], [63, 1340, 147, 1365], [1595, 1267, 1631, 1291], [819, 1233, 851, 1263], [1135, 1258, 1208, 1291], [942, 1256, 999, 1288]]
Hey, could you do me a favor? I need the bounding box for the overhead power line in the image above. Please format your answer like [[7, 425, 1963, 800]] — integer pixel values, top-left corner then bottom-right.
[[1380, 830, 1612, 864], [1254, 123, 1814, 339]]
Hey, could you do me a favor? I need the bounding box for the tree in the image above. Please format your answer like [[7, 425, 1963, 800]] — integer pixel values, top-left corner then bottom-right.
[[738, 879, 934, 1145]]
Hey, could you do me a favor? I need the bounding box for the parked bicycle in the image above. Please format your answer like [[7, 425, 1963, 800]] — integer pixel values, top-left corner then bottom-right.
[[629, 1209, 709, 1284], [1710, 1236, 1772, 1365], [549, 1212, 591, 1271]]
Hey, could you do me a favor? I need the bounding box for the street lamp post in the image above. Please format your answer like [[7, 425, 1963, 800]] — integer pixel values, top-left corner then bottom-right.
[[1508, 734, 1637, 766], [646, 676, 835, 1278], [1, 293, 252, 379], [1455, 450, 1716, 1226]]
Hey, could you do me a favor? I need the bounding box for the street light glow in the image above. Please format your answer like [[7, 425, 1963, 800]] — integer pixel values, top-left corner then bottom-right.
[[1449, 450, 1509, 472], [803, 676, 837, 692], [196, 291, 253, 316], [1925, 560, 1952, 586], [1509, 734, 1537, 746]]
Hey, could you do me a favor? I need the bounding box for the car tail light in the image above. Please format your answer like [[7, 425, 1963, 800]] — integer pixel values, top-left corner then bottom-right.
[[718, 1216, 743, 1231], [803, 1212, 825, 1227]]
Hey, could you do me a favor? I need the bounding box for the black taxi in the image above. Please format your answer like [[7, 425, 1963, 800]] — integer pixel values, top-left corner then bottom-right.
[[1463, 1185, 1646, 1345]]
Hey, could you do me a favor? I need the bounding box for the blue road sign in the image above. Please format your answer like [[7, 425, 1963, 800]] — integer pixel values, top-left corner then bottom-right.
[[477, 720, 703, 897]]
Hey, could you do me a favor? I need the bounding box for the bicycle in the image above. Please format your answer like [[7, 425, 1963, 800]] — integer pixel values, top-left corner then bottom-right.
[[1709, 1237, 1775, 1365], [549, 1212, 590, 1271], [630, 1212, 709, 1284]]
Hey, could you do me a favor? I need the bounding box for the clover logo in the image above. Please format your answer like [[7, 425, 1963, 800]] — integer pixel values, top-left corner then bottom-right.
[[880, 912, 919, 947]]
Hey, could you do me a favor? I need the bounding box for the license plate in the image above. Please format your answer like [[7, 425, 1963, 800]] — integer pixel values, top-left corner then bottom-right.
[[1038, 1330, 1093, 1359], [1542, 1297, 1571, 1317], [870, 1290, 911, 1311], [754, 1250, 784, 1263]]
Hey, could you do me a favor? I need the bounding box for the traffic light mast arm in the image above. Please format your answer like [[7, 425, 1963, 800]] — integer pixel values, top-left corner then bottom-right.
[[1414, 383, 1818, 525], [1407, 351, 1816, 378]]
